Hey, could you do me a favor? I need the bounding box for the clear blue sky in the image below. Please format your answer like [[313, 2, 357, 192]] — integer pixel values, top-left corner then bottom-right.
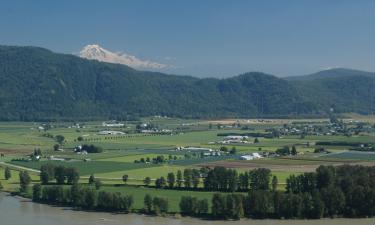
[[1, 0, 375, 77]]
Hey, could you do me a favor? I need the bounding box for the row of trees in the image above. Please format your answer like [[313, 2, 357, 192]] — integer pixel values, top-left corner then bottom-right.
[[210, 165, 375, 219], [151, 167, 276, 192], [27, 163, 375, 219], [32, 184, 133, 212], [152, 168, 202, 189], [32, 184, 170, 215], [210, 191, 324, 219], [179, 196, 209, 216], [40, 163, 79, 185], [143, 194, 169, 215]]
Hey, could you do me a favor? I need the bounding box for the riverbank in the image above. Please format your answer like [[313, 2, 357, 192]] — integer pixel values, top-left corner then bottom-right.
[[2, 192, 375, 225]]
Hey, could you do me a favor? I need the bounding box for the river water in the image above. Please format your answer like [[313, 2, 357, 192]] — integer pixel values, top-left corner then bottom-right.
[[1, 193, 375, 225]]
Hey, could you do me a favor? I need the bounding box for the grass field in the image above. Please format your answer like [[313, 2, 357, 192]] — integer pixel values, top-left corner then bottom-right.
[[322, 151, 375, 160], [0, 167, 39, 192], [101, 184, 222, 213], [9, 160, 160, 175]]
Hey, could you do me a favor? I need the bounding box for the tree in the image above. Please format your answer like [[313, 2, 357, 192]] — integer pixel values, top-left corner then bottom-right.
[[167, 172, 175, 188], [254, 138, 259, 143], [229, 146, 237, 154], [249, 168, 271, 191], [245, 191, 273, 218], [183, 169, 193, 189], [77, 136, 83, 141], [65, 167, 79, 184], [197, 199, 209, 215], [155, 176, 166, 188], [144, 194, 153, 213], [179, 196, 198, 216], [89, 174, 95, 185], [219, 146, 228, 152], [95, 179, 102, 190], [54, 135, 65, 145], [176, 170, 183, 188], [152, 197, 169, 215], [192, 169, 200, 189], [226, 194, 244, 219], [291, 146, 298, 155], [40, 163, 55, 184], [53, 144, 60, 151], [19, 171, 31, 193], [179, 196, 208, 216], [83, 188, 97, 209], [54, 166, 66, 184], [211, 193, 226, 219], [316, 165, 335, 189], [228, 169, 239, 192], [143, 177, 151, 186], [320, 186, 345, 217], [32, 184, 42, 202], [81, 144, 103, 153], [4, 167, 11, 180], [122, 174, 129, 184], [71, 184, 84, 206], [271, 176, 278, 192], [239, 172, 249, 191]]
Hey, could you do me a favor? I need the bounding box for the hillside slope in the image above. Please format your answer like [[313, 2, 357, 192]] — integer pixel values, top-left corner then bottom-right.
[[0, 45, 374, 120]]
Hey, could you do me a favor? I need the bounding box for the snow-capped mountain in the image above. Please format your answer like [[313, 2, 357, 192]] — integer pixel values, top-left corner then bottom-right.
[[78, 44, 168, 70]]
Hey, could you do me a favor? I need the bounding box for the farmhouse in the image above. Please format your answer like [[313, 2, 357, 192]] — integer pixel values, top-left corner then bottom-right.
[[98, 130, 126, 135], [102, 121, 124, 127], [239, 152, 262, 160], [48, 156, 65, 161], [224, 135, 249, 140], [176, 146, 213, 152]]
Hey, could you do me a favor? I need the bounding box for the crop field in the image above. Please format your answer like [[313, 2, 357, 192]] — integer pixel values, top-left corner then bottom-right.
[[1, 115, 375, 198], [321, 151, 375, 160]]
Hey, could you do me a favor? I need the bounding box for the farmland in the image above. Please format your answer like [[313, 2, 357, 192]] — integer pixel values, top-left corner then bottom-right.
[[1, 115, 375, 212]]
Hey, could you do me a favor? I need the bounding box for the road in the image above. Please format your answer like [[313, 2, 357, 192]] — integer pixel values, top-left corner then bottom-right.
[[0, 161, 40, 173]]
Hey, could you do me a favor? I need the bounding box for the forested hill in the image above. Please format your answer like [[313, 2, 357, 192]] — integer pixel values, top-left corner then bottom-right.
[[0, 45, 374, 121]]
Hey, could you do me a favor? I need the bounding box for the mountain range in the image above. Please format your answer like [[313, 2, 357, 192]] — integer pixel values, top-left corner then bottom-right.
[[0, 45, 374, 121]]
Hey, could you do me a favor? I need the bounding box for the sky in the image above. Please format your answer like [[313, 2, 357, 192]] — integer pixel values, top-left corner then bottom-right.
[[1, 0, 375, 77]]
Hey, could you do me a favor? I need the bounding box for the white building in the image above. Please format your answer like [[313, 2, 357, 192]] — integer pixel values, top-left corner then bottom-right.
[[239, 152, 263, 160], [98, 130, 126, 135], [176, 146, 213, 152], [224, 135, 249, 141], [102, 121, 124, 127]]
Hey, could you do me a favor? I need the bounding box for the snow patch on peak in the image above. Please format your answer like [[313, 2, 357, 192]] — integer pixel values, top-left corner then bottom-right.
[[78, 44, 169, 70]]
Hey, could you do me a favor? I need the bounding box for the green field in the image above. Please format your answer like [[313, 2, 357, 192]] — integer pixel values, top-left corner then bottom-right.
[[322, 151, 375, 160], [101, 185, 222, 213], [1, 116, 375, 201], [10, 160, 160, 175]]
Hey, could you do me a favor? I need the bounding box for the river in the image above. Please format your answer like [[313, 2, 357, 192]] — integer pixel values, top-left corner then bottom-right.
[[1, 193, 375, 225]]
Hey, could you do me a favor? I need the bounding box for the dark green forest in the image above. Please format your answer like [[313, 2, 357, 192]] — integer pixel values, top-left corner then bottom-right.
[[1, 45, 375, 121]]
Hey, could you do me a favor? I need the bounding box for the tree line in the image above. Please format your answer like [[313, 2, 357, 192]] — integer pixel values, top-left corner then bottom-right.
[[24, 164, 375, 219], [32, 184, 133, 212], [209, 165, 375, 219], [40, 163, 79, 185], [151, 167, 275, 192]]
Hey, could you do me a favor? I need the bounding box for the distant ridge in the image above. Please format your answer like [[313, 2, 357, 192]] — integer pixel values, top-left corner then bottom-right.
[[286, 68, 375, 81], [1, 45, 375, 121]]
